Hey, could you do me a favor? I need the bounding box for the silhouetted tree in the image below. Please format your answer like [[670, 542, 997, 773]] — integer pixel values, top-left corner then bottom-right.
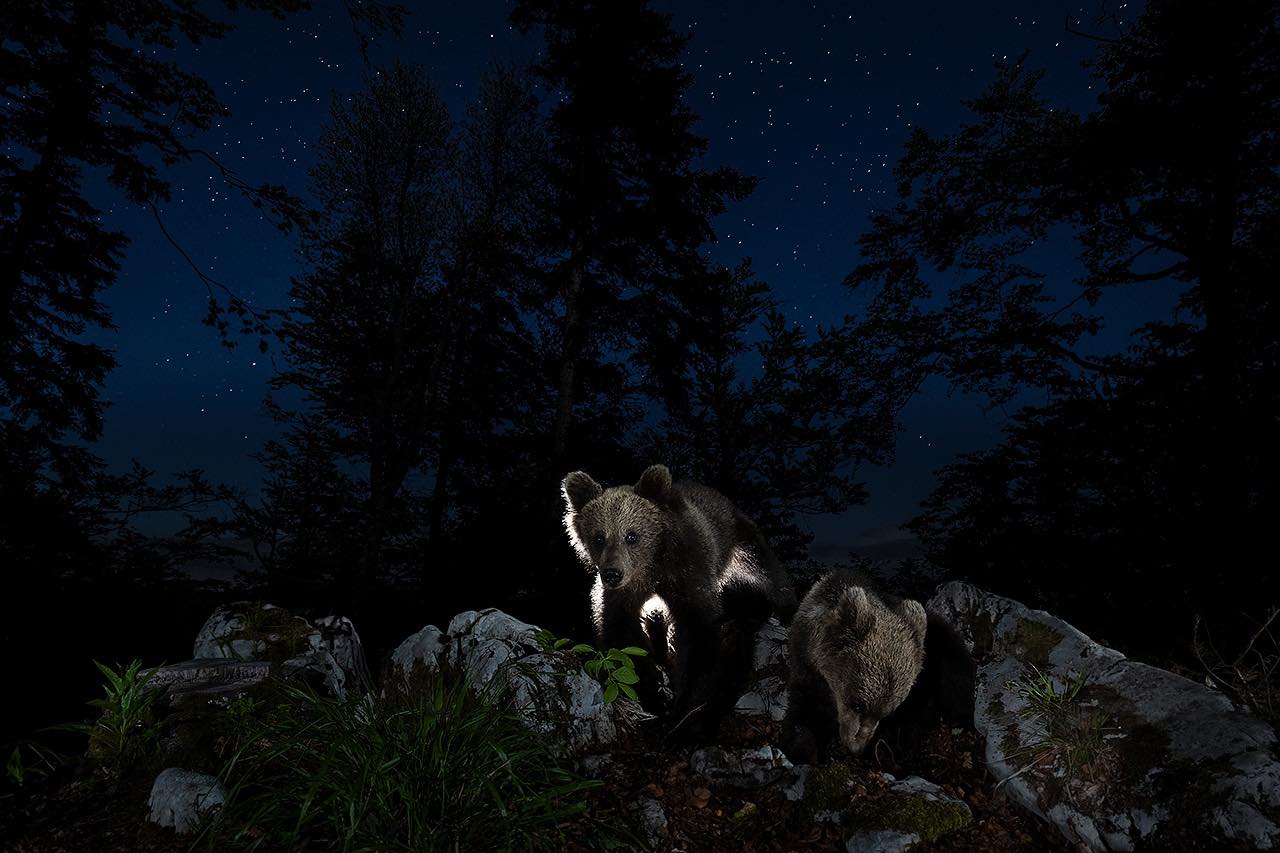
[[511, 0, 757, 473], [643, 262, 896, 559], [0, 0, 332, 476], [267, 64, 553, 614], [276, 63, 456, 606], [847, 0, 1280, 655], [0, 0, 397, 742]]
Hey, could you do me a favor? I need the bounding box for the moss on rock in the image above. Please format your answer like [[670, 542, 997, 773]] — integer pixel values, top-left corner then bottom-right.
[[1078, 683, 1172, 787], [1013, 619, 1062, 666], [800, 762, 858, 817], [227, 604, 313, 662], [1000, 723, 1023, 759], [969, 609, 995, 658], [844, 792, 972, 843]]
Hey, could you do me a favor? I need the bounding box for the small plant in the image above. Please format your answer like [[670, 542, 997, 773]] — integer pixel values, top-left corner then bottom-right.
[[6, 741, 65, 787], [535, 629, 647, 703], [212, 693, 261, 758], [227, 604, 313, 660], [62, 659, 163, 770], [205, 677, 637, 851], [1002, 664, 1110, 786]]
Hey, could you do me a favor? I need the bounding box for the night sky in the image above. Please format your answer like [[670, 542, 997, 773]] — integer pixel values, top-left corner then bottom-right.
[[89, 1, 1145, 555]]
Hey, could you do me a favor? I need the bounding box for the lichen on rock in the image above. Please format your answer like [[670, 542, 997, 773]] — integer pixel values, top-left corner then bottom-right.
[[930, 581, 1280, 851]]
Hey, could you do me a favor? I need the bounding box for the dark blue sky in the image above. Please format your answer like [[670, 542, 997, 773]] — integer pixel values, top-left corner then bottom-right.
[[89, 1, 1151, 552]]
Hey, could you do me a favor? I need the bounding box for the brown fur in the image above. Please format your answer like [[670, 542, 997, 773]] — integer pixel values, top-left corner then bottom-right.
[[786, 572, 926, 755], [562, 465, 796, 735]]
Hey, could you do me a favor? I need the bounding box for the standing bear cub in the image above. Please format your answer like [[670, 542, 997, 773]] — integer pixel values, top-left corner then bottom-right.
[[562, 464, 796, 736], [782, 571, 975, 765]]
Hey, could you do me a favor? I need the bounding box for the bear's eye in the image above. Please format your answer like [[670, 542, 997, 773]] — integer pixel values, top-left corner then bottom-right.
[[624, 530, 638, 545], [592, 532, 605, 548], [851, 701, 868, 716]]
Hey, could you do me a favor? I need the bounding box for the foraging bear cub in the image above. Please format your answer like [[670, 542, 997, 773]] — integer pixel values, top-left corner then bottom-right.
[[561, 464, 796, 735], [782, 571, 974, 764]]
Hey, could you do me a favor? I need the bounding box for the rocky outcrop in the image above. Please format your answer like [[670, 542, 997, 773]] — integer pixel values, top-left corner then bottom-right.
[[146, 768, 227, 833], [189, 602, 367, 698], [388, 608, 642, 753], [929, 581, 1280, 851]]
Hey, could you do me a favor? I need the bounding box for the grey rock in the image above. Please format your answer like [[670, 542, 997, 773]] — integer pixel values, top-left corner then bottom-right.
[[929, 581, 1280, 851], [146, 768, 227, 833], [150, 659, 273, 694], [388, 608, 635, 753], [309, 615, 366, 681], [690, 744, 798, 789], [882, 773, 959, 803], [845, 830, 922, 853], [634, 797, 668, 847], [191, 603, 365, 699], [782, 764, 810, 802], [389, 624, 446, 677], [736, 618, 790, 720], [193, 602, 310, 661], [752, 617, 789, 669]]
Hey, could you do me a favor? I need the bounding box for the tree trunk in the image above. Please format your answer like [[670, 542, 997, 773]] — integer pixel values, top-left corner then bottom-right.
[[550, 255, 585, 467]]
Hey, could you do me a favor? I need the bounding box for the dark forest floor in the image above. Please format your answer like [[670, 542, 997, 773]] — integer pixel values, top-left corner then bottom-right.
[[575, 714, 1063, 852], [2, 709, 1061, 852]]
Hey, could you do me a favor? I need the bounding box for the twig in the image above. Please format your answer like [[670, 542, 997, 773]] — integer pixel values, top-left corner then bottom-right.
[[147, 200, 270, 323]]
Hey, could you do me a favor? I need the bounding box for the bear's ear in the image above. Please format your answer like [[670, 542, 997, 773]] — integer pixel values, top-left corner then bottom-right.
[[562, 471, 602, 512], [634, 464, 674, 505], [897, 599, 928, 648], [835, 585, 876, 637]]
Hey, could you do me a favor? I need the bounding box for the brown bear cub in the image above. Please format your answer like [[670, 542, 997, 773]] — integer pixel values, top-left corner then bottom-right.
[[781, 571, 974, 765], [562, 464, 797, 737]]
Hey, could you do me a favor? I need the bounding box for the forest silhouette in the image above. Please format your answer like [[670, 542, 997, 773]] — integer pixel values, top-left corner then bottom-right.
[[2, 0, 1277, 742]]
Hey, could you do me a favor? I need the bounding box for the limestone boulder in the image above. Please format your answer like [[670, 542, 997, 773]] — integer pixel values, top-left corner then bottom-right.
[[190, 602, 366, 698], [928, 581, 1280, 850], [388, 608, 640, 753], [146, 768, 227, 833], [735, 618, 790, 721]]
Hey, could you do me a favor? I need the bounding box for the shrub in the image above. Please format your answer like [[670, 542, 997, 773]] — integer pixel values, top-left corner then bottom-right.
[[1195, 607, 1280, 728]]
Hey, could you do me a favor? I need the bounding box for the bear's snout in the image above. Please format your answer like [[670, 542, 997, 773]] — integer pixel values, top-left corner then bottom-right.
[[838, 713, 879, 755], [601, 566, 624, 587]]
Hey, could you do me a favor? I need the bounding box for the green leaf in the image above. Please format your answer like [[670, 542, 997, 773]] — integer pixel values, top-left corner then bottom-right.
[[570, 644, 597, 656], [553, 638, 572, 651], [618, 683, 639, 702], [603, 682, 618, 704], [619, 647, 648, 657], [612, 668, 639, 685]]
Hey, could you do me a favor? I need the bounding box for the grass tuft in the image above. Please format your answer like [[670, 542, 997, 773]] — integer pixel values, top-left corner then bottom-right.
[[204, 674, 637, 851], [1003, 664, 1112, 787]]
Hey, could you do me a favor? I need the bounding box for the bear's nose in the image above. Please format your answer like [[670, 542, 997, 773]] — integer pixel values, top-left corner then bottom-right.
[[601, 567, 623, 587]]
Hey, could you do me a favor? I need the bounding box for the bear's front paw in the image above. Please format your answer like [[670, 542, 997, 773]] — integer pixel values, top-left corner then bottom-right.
[[780, 724, 819, 764]]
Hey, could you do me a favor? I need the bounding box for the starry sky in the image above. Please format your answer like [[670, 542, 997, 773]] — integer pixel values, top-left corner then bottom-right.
[[88, 1, 1151, 554]]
